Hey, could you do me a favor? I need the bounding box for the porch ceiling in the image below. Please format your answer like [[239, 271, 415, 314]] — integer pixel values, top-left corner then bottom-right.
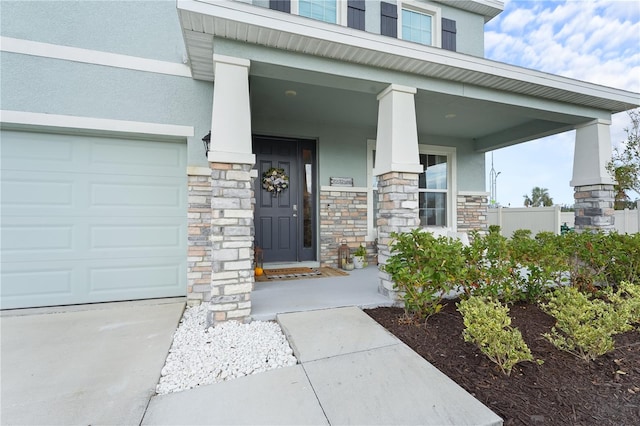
[[249, 72, 580, 150]]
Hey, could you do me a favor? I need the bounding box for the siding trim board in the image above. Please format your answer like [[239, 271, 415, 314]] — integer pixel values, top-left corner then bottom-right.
[[0, 110, 194, 140], [0, 36, 192, 78]]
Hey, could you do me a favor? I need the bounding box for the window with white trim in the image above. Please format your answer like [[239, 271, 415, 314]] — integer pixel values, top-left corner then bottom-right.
[[368, 142, 455, 232], [288, 0, 347, 25], [418, 146, 455, 227], [398, 1, 441, 47]]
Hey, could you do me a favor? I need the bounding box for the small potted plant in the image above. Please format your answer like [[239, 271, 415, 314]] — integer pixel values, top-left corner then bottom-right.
[[353, 245, 368, 269]]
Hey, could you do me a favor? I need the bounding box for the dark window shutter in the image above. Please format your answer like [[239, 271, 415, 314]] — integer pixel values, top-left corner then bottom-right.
[[442, 18, 457, 51], [380, 2, 397, 38], [269, 0, 290, 13], [347, 0, 366, 30]]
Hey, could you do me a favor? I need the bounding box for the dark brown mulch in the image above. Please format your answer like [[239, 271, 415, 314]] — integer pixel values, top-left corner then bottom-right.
[[365, 303, 640, 426]]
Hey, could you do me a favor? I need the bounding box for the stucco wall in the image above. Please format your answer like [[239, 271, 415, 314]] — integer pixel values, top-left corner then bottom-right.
[[1, 0, 186, 63], [0, 0, 212, 168]]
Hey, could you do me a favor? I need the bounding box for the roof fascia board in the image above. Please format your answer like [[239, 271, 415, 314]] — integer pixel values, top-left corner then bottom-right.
[[434, 0, 504, 22]]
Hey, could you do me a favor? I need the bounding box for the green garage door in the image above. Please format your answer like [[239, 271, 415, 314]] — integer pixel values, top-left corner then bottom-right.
[[1, 130, 187, 309]]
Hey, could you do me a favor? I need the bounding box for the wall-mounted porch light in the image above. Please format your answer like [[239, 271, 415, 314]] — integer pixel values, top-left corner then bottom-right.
[[202, 131, 211, 157]]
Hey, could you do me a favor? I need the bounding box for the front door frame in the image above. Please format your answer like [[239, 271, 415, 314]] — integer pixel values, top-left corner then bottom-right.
[[253, 135, 318, 263]]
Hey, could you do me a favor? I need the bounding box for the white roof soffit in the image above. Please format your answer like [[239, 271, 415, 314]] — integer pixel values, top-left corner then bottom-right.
[[177, 0, 639, 113], [434, 0, 504, 23]]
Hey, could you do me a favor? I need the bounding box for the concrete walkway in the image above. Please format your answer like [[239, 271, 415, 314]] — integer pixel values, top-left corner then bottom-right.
[[0, 299, 185, 425], [143, 306, 503, 426]]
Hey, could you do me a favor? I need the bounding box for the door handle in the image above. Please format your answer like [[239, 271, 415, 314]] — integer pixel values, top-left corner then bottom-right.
[[293, 204, 297, 217]]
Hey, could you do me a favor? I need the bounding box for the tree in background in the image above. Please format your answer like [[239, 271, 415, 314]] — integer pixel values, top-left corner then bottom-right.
[[607, 109, 640, 210], [523, 187, 553, 207]]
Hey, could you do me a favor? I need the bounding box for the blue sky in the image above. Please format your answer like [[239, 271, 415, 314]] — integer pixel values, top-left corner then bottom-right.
[[483, 0, 640, 207]]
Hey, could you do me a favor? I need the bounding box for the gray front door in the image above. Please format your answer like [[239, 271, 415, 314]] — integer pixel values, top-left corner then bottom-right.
[[253, 136, 316, 263]]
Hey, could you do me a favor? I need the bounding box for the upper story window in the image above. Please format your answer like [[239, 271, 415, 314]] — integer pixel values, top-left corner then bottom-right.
[[399, 2, 441, 47], [381, 1, 442, 48], [270, 1, 348, 26], [299, 0, 337, 24], [402, 8, 432, 45]]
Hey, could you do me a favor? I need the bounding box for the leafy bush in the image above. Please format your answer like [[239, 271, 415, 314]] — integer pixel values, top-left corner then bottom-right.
[[601, 281, 640, 329], [461, 228, 566, 303], [463, 228, 518, 302], [457, 297, 534, 375], [384, 229, 466, 320], [559, 231, 640, 290], [541, 287, 632, 361]]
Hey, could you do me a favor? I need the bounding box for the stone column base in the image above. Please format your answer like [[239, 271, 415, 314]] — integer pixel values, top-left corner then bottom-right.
[[574, 184, 615, 232], [208, 162, 256, 326], [376, 172, 419, 301]]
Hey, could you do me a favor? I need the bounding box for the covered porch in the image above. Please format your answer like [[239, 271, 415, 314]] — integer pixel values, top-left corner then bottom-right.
[[177, 0, 639, 324]]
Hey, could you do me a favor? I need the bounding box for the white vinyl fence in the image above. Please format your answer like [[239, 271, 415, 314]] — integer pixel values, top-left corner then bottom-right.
[[487, 205, 639, 237]]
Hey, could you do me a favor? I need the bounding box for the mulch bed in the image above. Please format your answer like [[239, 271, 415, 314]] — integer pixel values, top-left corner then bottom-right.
[[365, 302, 640, 426]]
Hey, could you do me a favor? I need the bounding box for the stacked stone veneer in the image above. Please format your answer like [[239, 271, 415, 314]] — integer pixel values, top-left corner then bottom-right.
[[319, 189, 370, 267], [457, 193, 489, 234], [574, 184, 615, 232], [377, 172, 420, 300], [187, 168, 214, 306], [208, 163, 256, 325]]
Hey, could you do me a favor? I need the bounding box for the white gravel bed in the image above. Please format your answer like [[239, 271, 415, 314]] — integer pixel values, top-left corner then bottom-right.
[[156, 304, 297, 395]]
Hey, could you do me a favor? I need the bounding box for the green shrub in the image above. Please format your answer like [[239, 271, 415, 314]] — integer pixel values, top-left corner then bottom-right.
[[559, 231, 640, 290], [601, 281, 640, 329], [384, 229, 466, 320], [462, 229, 565, 304], [462, 229, 519, 302], [457, 297, 534, 375], [541, 287, 632, 361]]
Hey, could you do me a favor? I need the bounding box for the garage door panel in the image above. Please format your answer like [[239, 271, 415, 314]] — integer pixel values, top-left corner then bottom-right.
[[1, 130, 188, 309], [90, 224, 183, 250], [1, 131, 74, 170], [89, 175, 185, 213], [89, 259, 184, 293], [2, 224, 74, 252], [1, 173, 75, 210], [1, 267, 75, 309], [2, 217, 186, 263], [1, 257, 185, 309], [90, 138, 185, 176], [2, 171, 186, 217]]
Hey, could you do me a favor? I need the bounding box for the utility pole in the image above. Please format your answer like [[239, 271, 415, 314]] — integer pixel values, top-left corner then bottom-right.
[[489, 153, 501, 207]]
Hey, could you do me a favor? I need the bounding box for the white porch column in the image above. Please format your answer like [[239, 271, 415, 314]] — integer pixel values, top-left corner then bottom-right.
[[373, 84, 423, 176], [207, 55, 256, 326], [571, 119, 616, 232], [374, 84, 423, 301], [208, 54, 255, 165]]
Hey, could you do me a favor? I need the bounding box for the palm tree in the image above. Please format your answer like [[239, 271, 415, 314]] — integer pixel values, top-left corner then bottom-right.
[[523, 187, 553, 207]]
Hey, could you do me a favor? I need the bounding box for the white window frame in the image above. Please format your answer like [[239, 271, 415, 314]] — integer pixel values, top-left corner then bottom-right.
[[291, 0, 348, 26], [367, 139, 377, 240], [419, 145, 456, 230], [398, 1, 442, 48], [367, 141, 456, 235]]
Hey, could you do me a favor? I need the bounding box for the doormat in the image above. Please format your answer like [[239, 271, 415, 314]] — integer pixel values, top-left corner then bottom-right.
[[256, 267, 348, 282]]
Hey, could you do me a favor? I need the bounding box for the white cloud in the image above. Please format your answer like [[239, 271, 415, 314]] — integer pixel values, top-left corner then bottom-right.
[[485, 0, 640, 207]]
